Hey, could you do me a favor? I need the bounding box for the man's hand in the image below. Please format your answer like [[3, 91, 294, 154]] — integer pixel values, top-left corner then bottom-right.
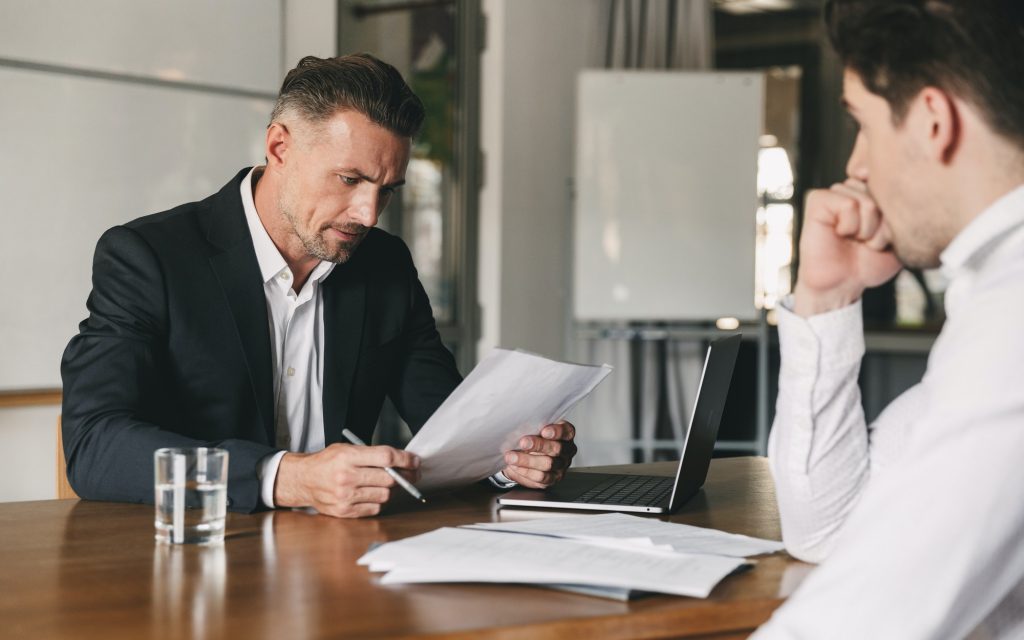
[[794, 179, 903, 317], [273, 443, 420, 518], [502, 421, 577, 489]]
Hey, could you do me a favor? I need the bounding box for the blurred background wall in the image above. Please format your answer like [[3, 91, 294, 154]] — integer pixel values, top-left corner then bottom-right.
[[1, 0, 935, 502]]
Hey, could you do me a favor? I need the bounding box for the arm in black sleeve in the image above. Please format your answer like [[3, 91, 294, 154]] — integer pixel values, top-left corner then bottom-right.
[[386, 243, 462, 433], [384, 242, 517, 491], [60, 226, 273, 512]]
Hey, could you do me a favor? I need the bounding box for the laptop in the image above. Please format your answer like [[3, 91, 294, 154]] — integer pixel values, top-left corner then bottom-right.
[[497, 334, 741, 515]]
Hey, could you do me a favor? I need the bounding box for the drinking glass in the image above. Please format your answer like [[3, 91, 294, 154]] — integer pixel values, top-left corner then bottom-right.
[[154, 447, 229, 544]]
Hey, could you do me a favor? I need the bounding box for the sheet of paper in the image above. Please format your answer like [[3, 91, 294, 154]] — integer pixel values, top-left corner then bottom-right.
[[359, 527, 745, 599], [406, 349, 612, 490], [466, 512, 785, 557]]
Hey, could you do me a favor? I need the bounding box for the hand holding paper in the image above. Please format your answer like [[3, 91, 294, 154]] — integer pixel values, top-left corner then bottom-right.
[[502, 420, 578, 489], [405, 349, 612, 491]]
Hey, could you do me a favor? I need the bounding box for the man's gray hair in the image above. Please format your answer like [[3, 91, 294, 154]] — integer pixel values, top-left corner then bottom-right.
[[270, 53, 424, 138]]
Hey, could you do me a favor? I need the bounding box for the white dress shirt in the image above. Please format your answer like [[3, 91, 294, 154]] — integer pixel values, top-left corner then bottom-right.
[[241, 168, 335, 508], [241, 168, 513, 506], [755, 184, 1024, 639]]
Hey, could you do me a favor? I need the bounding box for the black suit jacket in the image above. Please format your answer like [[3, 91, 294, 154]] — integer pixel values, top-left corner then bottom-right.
[[61, 169, 462, 512]]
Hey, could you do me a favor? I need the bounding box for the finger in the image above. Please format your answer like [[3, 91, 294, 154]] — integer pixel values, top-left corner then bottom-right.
[[346, 486, 391, 504], [833, 182, 882, 240], [538, 421, 576, 441], [313, 481, 390, 506], [505, 451, 566, 473], [866, 220, 893, 251], [350, 445, 421, 470], [843, 177, 870, 194], [514, 464, 563, 488], [824, 184, 865, 238], [503, 465, 553, 489], [515, 435, 563, 457], [394, 467, 421, 484], [334, 466, 395, 488], [808, 187, 859, 237]]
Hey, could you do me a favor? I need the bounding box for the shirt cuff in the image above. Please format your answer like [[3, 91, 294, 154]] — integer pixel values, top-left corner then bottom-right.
[[257, 450, 287, 509], [488, 470, 518, 490], [776, 295, 865, 373]]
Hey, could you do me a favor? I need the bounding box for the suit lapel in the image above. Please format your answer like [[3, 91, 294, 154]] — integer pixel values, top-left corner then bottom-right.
[[204, 169, 275, 444], [321, 261, 366, 445]]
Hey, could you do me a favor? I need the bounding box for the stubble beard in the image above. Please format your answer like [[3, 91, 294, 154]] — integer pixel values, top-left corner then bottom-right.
[[889, 234, 942, 270], [278, 193, 366, 264], [884, 202, 950, 271]]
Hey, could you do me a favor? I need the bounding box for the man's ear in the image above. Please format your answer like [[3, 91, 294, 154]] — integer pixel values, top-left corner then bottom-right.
[[917, 86, 961, 164], [265, 122, 291, 168]]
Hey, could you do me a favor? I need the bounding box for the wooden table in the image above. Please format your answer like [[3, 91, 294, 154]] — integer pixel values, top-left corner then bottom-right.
[[0, 457, 809, 639]]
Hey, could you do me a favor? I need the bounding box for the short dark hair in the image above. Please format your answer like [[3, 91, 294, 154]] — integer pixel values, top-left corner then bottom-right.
[[270, 53, 424, 137], [825, 0, 1024, 147]]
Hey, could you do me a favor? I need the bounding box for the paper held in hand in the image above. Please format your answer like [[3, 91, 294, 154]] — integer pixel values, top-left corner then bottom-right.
[[406, 348, 612, 491]]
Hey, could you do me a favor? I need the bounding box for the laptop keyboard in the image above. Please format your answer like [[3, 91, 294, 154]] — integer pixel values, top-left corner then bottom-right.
[[573, 475, 674, 507]]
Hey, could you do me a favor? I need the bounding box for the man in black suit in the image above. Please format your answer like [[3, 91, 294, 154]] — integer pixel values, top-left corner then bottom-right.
[[61, 53, 577, 517]]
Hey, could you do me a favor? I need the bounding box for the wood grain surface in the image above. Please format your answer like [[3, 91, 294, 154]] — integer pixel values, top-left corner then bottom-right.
[[0, 457, 808, 639]]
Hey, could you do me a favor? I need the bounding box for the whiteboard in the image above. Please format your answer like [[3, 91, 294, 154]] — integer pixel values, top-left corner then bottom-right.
[[573, 71, 763, 321], [0, 67, 271, 390]]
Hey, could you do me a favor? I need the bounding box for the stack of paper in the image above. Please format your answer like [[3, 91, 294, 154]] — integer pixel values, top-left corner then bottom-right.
[[360, 527, 746, 599], [358, 514, 784, 600], [466, 512, 785, 557]]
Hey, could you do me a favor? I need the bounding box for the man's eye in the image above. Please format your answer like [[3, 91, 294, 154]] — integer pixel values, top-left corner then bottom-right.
[[341, 176, 358, 185]]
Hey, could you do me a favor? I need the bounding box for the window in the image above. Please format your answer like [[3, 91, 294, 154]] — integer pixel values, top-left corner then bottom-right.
[[338, 0, 481, 443]]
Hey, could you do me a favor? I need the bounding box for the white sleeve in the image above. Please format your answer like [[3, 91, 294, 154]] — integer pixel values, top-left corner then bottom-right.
[[755, 381, 1024, 637], [256, 450, 287, 509], [488, 470, 518, 490], [756, 282, 1024, 638], [767, 298, 912, 562]]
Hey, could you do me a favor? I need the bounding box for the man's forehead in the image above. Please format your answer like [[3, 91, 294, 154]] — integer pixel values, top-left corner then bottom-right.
[[841, 69, 868, 109]]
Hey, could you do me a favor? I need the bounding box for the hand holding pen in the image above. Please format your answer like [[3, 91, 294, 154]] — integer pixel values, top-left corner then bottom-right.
[[271, 431, 425, 518], [342, 428, 427, 504]]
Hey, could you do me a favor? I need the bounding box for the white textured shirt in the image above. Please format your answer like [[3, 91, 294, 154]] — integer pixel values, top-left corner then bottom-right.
[[755, 184, 1024, 639], [241, 167, 335, 509]]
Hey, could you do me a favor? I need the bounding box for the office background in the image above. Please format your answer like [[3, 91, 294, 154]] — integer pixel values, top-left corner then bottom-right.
[[0, 0, 936, 503]]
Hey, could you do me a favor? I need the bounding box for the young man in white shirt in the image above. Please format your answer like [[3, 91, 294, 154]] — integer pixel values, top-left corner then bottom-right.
[[754, 1, 1024, 637]]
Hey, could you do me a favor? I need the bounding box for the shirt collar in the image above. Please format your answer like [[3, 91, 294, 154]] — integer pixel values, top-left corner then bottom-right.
[[941, 183, 1024, 279], [240, 166, 336, 285]]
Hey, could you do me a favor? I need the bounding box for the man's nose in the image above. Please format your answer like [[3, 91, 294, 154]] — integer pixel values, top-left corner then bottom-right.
[[351, 189, 381, 228], [846, 131, 869, 181]]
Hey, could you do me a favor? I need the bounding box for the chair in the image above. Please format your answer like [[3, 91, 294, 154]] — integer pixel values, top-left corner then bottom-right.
[[56, 416, 79, 500]]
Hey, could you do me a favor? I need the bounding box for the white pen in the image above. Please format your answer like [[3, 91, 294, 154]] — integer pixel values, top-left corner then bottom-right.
[[340, 428, 427, 504]]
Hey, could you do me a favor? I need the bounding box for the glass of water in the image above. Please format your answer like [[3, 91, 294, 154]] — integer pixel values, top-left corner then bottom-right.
[[154, 447, 229, 544]]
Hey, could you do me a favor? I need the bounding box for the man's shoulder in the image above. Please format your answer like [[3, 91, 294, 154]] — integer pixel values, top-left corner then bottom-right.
[[117, 168, 251, 248], [123, 198, 209, 237]]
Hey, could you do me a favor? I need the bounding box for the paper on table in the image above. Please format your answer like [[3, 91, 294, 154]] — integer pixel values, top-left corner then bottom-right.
[[359, 527, 745, 599], [406, 349, 612, 490], [466, 512, 785, 557]]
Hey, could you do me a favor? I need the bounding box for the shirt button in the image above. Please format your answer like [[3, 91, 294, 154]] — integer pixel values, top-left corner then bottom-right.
[[279, 271, 290, 280], [286, 367, 295, 377]]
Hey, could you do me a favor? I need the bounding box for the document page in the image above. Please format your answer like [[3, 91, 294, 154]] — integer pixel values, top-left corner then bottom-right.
[[467, 512, 784, 557], [406, 349, 612, 490], [359, 527, 745, 598]]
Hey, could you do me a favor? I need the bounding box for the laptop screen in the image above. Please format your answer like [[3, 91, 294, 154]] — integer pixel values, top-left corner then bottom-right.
[[666, 334, 742, 511]]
